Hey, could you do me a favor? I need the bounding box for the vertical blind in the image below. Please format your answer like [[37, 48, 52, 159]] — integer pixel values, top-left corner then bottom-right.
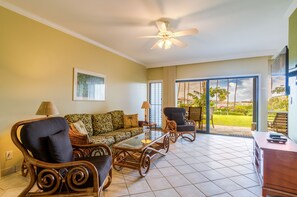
[[149, 82, 162, 127]]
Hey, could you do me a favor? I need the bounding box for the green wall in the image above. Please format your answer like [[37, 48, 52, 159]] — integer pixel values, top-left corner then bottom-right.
[[289, 8, 297, 142], [289, 9, 297, 70]]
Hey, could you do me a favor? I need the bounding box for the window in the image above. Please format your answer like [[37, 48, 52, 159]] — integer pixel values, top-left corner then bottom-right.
[[149, 81, 162, 127]]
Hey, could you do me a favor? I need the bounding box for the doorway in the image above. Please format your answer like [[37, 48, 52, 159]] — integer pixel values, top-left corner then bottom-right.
[[148, 81, 162, 127]]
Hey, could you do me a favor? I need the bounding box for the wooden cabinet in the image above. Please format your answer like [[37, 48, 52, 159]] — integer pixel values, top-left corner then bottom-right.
[[252, 131, 297, 197]]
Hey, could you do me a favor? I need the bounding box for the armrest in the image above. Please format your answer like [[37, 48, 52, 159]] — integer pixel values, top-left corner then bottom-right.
[[25, 156, 100, 193], [138, 120, 148, 127], [73, 143, 112, 159], [165, 119, 177, 132]]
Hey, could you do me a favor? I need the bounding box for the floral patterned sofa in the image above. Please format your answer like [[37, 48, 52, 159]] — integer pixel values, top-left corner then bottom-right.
[[64, 110, 143, 147]]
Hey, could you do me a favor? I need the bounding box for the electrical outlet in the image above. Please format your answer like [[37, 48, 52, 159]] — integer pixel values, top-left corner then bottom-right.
[[5, 151, 13, 160]]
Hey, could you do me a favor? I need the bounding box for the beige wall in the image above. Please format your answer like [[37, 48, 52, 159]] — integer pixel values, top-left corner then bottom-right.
[[148, 56, 271, 131], [0, 7, 147, 176]]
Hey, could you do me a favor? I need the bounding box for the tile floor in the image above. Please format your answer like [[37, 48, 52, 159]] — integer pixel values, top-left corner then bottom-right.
[[0, 134, 262, 197]]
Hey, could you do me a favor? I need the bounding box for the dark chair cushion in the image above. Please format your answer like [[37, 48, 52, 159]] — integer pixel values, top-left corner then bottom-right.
[[76, 155, 112, 187], [48, 131, 73, 163], [172, 112, 185, 125], [20, 117, 70, 162], [164, 107, 186, 125], [177, 125, 196, 132]]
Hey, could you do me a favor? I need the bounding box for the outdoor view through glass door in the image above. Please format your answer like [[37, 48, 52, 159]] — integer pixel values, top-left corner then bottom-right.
[[177, 76, 258, 137], [177, 80, 207, 132]]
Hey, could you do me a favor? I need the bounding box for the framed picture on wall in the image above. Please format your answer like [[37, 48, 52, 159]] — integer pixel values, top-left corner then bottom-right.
[[73, 68, 106, 101]]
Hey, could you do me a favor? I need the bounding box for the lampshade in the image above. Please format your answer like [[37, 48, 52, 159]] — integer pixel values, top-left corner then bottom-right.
[[141, 101, 150, 109], [36, 101, 59, 117]]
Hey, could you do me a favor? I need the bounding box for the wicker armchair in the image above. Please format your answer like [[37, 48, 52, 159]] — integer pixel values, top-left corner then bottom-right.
[[11, 117, 112, 197], [188, 107, 202, 129], [163, 107, 196, 143]]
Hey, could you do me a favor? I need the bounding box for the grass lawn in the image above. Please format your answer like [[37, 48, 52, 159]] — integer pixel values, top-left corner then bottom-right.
[[211, 114, 252, 127]]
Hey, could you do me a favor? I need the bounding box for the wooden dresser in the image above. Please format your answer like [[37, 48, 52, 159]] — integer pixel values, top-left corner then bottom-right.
[[252, 131, 297, 197]]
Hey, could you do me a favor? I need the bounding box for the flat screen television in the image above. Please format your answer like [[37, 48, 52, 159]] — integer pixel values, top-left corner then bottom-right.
[[271, 46, 289, 96]]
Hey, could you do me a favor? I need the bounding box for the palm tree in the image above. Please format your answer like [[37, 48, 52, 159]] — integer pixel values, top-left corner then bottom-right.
[[234, 79, 238, 108]]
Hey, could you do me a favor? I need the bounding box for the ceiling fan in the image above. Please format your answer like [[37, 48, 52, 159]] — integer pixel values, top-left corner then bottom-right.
[[140, 20, 198, 50]]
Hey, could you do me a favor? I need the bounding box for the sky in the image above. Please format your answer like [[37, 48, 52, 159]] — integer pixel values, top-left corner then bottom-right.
[[210, 78, 253, 102]]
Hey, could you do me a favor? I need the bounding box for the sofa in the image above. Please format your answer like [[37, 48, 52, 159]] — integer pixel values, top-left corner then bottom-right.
[[65, 110, 143, 146]]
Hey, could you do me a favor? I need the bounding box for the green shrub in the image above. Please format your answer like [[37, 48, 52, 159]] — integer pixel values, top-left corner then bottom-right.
[[228, 112, 244, 115]]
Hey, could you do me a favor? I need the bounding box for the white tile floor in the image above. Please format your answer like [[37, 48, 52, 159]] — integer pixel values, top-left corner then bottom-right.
[[0, 134, 262, 197]]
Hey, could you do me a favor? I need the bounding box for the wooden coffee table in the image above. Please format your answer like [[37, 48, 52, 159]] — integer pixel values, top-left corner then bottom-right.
[[112, 130, 170, 177]]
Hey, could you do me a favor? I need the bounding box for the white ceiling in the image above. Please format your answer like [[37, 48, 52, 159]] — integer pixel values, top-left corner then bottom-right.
[[0, 0, 295, 68]]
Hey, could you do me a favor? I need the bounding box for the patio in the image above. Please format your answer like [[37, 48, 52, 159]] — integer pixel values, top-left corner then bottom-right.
[[209, 125, 252, 138]]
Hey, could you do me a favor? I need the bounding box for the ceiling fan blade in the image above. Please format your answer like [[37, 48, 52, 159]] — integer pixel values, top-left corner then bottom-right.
[[173, 28, 198, 37], [156, 21, 167, 32], [151, 40, 164, 49], [171, 38, 187, 48], [138, 35, 160, 38]]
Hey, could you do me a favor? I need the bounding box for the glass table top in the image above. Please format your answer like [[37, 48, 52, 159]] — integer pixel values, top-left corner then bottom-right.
[[113, 130, 167, 150]]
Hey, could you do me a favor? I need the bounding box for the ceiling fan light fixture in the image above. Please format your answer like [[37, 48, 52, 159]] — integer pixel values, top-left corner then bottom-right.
[[157, 39, 164, 48], [164, 39, 172, 49]]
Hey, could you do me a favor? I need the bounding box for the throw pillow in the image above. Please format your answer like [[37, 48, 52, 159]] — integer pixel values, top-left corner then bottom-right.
[[69, 125, 90, 144], [92, 113, 114, 135], [172, 112, 185, 125], [48, 131, 73, 163], [71, 120, 88, 136], [108, 110, 124, 130], [124, 114, 138, 128]]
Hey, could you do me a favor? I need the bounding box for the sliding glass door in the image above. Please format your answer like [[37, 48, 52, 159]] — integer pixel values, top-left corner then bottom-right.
[[208, 77, 257, 136], [176, 76, 258, 136]]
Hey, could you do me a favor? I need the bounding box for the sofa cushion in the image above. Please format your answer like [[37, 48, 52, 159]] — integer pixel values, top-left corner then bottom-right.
[[92, 114, 114, 135], [108, 110, 124, 130], [89, 135, 115, 146], [123, 114, 138, 128], [48, 131, 73, 163], [116, 128, 143, 137], [64, 114, 93, 136], [101, 130, 131, 143]]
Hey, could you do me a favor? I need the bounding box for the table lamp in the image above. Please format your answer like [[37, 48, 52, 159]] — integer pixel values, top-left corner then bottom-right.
[[36, 101, 59, 117], [141, 101, 150, 122]]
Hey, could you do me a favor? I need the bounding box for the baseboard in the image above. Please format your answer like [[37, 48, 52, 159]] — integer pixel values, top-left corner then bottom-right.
[[1, 164, 22, 177]]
